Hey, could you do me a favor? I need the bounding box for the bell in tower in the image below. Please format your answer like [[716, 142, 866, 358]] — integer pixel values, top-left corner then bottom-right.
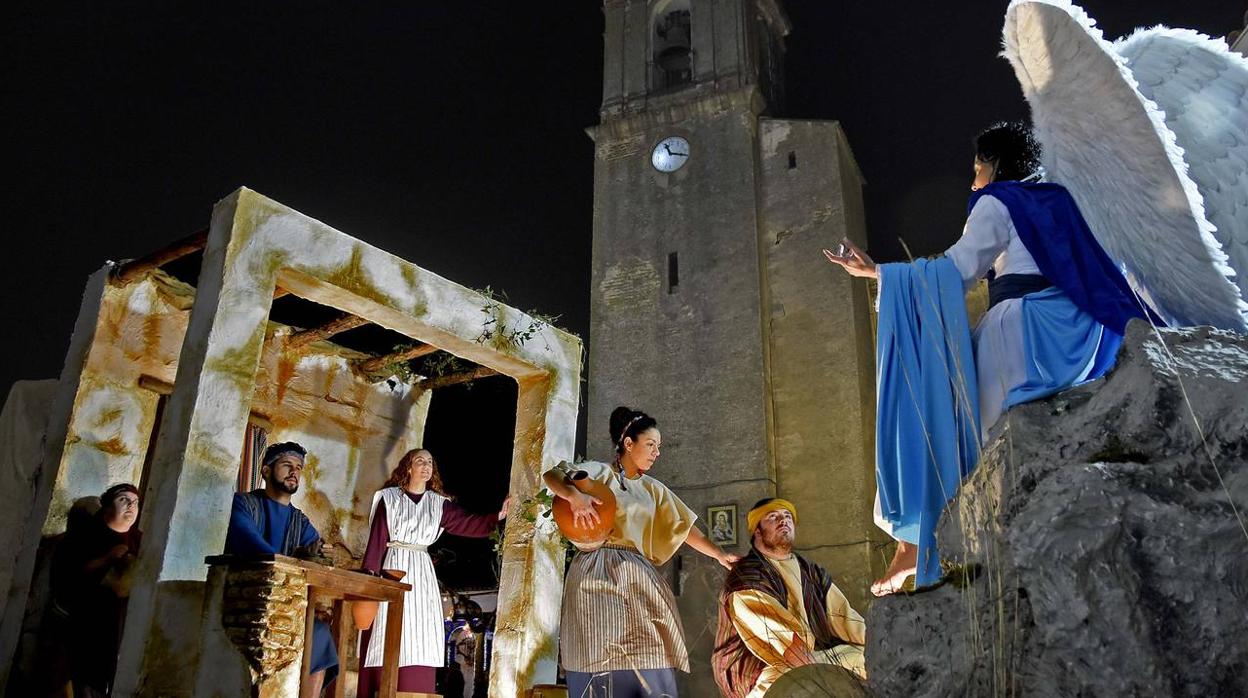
[[599, 0, 789, 118], [653, 2, 693, 90]]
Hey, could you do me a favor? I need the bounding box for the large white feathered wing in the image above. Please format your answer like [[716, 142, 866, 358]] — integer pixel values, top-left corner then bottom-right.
[[1003, 0, 1248, 330], [1116, 28, 1248, 309]]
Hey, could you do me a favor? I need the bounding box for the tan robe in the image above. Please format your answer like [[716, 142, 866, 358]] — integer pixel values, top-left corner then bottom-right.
[[728, 555, 867, 696], [556, 460, 697, 673]]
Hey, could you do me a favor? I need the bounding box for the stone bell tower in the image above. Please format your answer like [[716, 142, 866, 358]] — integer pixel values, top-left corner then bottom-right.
[[586, 0, 885, 692]]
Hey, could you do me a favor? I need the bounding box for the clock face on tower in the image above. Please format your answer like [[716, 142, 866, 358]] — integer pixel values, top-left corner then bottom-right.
[[651, 136, 690, 172]]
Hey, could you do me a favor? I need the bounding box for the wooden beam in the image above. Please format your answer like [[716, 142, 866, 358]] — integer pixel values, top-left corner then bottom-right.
[[419, 367, 499, 390], [137, 374, 174, 395], [113, 229, 209, 284], [286, 314, 369, 350], [358, 343, 440, 373]]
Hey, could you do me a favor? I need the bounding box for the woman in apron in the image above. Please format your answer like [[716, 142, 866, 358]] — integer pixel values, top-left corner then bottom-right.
[[357, 449, 509, 696], [545, 406, 740, 698]]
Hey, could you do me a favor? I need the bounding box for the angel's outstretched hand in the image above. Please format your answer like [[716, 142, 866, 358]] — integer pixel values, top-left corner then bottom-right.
[[822, 238, 878, 279]]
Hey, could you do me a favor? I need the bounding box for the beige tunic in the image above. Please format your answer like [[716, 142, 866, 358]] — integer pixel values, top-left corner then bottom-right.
[[556, 460, 697, 673], [728, 556, 867, 696]]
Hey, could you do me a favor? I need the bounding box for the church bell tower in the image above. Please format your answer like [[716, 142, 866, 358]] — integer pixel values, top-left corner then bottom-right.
[[587, 1, 885, 691]]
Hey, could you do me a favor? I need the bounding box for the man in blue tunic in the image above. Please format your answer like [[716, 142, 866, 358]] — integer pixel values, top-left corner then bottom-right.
[[225, 441, 338, 694]]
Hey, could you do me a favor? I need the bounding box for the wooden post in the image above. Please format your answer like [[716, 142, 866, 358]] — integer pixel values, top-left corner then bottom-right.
[[300, 590, 319, 698], [332, 600, 351, 698], [379, 596, 405, 697], [419, 367, 500, 391]]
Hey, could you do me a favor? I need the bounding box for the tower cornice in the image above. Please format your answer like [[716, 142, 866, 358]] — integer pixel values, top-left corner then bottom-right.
[[587, 86, 765, 145]]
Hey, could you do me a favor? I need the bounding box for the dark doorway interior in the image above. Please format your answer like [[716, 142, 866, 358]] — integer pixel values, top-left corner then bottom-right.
[[422, 375, 517, 591]]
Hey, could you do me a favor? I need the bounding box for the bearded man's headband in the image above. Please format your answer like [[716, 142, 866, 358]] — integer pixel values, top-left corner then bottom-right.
[[747, 498, 798, 533]]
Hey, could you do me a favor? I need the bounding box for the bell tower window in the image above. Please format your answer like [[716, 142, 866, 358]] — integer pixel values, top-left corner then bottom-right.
[[652, 1, 692, 91]]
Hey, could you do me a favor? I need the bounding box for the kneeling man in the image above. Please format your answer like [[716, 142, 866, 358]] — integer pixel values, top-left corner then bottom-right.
[[712, 498, 866, 697]]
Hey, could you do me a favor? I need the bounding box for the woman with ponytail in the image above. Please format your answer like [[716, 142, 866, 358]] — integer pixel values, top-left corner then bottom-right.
[[544, 406, 738, 698]]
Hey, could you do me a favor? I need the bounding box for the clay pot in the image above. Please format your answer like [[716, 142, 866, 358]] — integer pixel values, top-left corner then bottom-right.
[[552, 471, 617, 549], [352, 568, 407, 630]]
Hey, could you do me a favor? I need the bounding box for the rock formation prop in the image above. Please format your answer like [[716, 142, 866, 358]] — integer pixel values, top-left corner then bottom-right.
[[867, 323, 1248, 697]]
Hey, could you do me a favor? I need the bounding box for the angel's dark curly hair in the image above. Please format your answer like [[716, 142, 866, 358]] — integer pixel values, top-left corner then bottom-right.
[[974, 121, 1042, 182]]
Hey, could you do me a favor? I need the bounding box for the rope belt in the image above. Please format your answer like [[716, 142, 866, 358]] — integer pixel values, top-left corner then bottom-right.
[[386, 541, 429, 552]]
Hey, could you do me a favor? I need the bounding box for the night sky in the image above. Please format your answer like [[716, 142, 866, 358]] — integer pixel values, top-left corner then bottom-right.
[[3, 1, 1242, 505]]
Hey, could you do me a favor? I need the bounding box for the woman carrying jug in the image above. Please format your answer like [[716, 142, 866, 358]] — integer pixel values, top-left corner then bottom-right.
[[545, 406, 739, 698]]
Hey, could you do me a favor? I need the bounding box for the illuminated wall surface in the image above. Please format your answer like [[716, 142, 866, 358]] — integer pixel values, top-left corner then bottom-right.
[[1, 188, 582, 697]]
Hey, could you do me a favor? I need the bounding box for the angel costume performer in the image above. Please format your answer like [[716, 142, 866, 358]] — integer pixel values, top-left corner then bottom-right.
[[554, 460, 697, 695], [357, 487, 499, 696], [876, 178, 1158, 586]]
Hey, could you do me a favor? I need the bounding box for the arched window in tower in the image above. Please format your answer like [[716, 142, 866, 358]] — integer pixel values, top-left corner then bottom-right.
[[652, 0, 692, 91]]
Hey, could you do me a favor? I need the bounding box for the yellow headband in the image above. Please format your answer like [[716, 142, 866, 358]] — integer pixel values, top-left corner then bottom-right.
[[747, 498, 798, 534]]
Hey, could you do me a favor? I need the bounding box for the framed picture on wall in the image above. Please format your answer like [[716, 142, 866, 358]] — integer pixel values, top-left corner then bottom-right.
[[707, 504, 738, 547]]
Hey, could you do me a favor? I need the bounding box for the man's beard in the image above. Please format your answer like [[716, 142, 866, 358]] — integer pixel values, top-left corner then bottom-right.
[[761, 528, 794, 553], [274, 479, 299, 495]]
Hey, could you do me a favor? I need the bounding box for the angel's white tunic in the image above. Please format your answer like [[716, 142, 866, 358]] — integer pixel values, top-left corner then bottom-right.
[[361, 487, 447, 669], [945, 194, 1041, 434], [873, 195, 1041, 538]]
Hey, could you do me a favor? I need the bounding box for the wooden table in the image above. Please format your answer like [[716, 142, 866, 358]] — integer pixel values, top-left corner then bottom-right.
[[206, 555, 411, 698]]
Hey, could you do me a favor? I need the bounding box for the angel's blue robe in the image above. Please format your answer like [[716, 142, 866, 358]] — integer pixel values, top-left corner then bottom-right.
[[875, 181, 1156, 587]]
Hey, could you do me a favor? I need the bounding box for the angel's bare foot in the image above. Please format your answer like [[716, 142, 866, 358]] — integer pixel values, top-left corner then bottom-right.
[[871, 541, 917, 596]]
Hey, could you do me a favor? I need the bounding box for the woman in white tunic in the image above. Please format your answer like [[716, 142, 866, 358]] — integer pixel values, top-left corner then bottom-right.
[[356, 449, 509, 697], [544, 406, 740, 698]]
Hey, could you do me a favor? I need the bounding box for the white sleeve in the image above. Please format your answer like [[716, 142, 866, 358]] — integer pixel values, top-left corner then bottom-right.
[[945, 195, 1012, 290]]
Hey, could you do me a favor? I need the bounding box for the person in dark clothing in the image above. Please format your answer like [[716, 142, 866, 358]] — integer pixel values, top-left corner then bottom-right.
[[51, 483, 142, 697]]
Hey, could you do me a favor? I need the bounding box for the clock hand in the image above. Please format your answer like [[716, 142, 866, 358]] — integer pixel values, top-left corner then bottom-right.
[[663, 144, 689, 158]]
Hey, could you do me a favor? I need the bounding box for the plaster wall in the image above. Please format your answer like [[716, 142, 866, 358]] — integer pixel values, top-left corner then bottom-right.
[[0, 380, 56, 632], [250, 329, 432, 561], [36, 272, 430, 561], [104, 189, 580, 698], [43, 272, 192, 534]]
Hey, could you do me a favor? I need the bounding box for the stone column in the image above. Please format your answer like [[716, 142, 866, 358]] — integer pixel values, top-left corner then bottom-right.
[[113, 190, 277, 695], [490, 370, 579, 697]]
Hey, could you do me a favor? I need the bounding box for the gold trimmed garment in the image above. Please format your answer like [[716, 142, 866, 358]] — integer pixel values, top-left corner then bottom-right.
[[713, 548, 867, 697]]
